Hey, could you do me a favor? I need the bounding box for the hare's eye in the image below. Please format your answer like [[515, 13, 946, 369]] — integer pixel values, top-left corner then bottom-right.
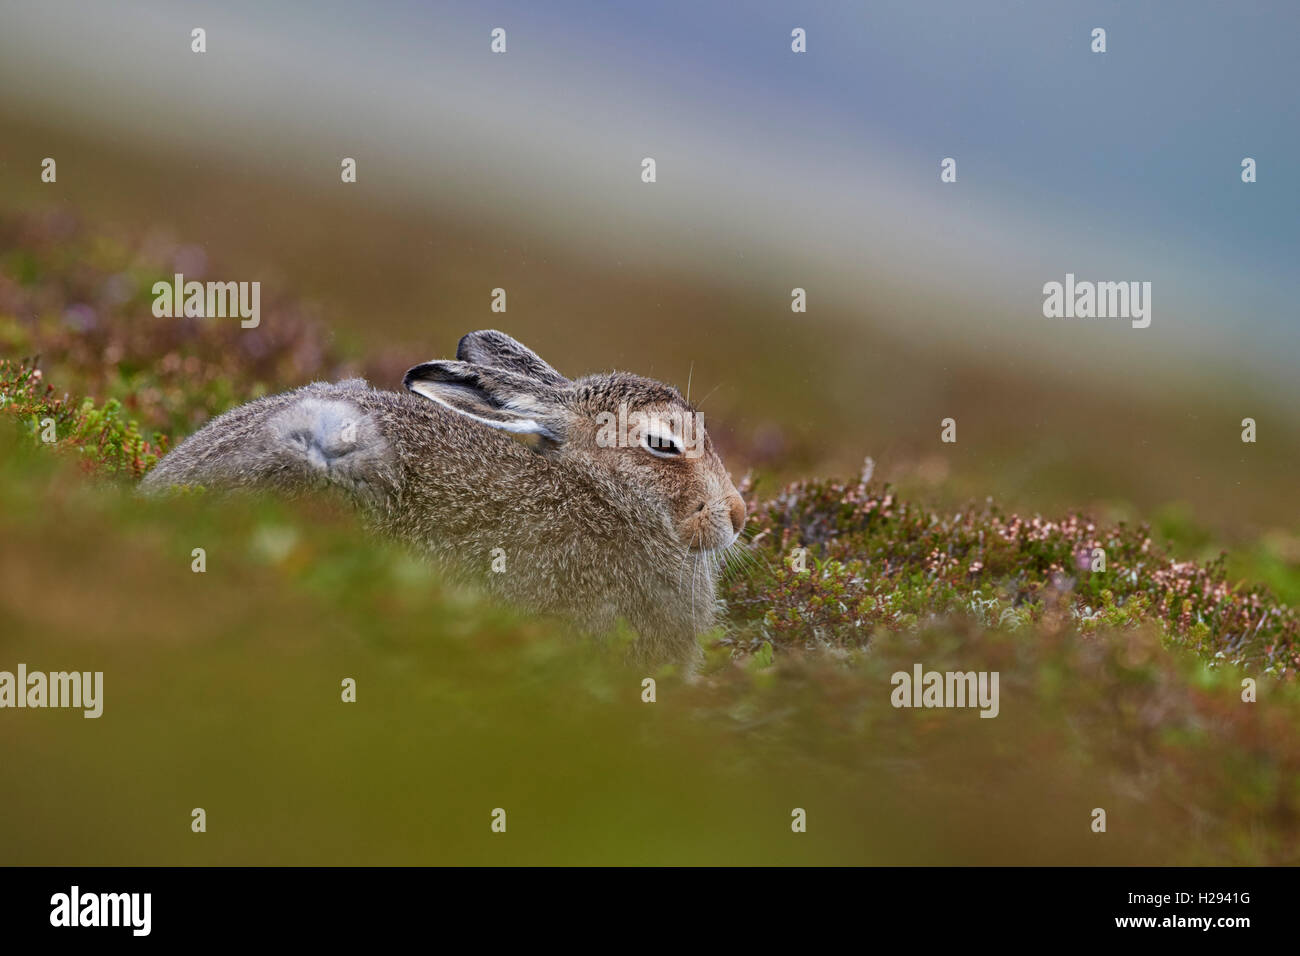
[[641, 431, 683, 458]]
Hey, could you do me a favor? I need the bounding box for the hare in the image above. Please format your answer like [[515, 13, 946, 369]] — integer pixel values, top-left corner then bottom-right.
[[140, 330, 747, 664]]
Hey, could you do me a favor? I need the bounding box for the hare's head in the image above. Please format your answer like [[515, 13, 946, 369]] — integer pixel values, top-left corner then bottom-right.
[[404, 330, 746, 554]]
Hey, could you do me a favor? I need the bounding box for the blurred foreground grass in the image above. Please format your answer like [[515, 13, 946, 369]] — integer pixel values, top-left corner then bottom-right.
[[2, 421, 1300, 864]]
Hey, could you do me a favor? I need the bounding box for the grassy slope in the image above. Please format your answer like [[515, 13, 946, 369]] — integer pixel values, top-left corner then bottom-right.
[[3, 210, 1300, 864]]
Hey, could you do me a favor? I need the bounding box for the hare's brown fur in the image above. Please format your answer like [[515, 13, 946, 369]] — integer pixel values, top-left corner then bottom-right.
[[141, 331, 746, 664]]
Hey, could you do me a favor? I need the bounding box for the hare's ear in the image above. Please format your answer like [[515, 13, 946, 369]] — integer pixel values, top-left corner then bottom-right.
[[403, 360, 568, 440], [456, 330, 569, 387]]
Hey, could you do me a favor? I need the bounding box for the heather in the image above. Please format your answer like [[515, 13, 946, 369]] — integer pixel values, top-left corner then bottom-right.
[[726, 469, 1300, 678]]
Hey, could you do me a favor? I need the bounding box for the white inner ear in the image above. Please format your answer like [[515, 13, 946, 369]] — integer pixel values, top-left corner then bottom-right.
[[408, 381, 559, 439]]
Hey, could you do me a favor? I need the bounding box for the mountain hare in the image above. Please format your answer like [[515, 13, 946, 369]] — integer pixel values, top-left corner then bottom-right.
[[140, 330, 747, 664]]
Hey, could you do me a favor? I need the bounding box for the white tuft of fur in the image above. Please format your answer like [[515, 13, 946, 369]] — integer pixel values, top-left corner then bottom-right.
[[267, 399, 389, 494]]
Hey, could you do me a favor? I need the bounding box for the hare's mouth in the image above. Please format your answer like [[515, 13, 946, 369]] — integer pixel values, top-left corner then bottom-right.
[[687, 529, 742, 554], [718, 529, 742, 551]]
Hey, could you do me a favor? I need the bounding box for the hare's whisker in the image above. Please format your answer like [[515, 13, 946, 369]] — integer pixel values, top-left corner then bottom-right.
[[691, 549, 705, 633], [695, 381, 724, 410], [678, 528, 702, 602]]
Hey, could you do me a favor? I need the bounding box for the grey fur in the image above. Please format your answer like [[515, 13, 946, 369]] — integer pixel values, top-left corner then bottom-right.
[[140, 331, 746, 665]]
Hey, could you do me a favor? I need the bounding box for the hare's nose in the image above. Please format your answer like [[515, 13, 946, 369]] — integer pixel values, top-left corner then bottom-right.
[[727, 494, 747, 534]]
